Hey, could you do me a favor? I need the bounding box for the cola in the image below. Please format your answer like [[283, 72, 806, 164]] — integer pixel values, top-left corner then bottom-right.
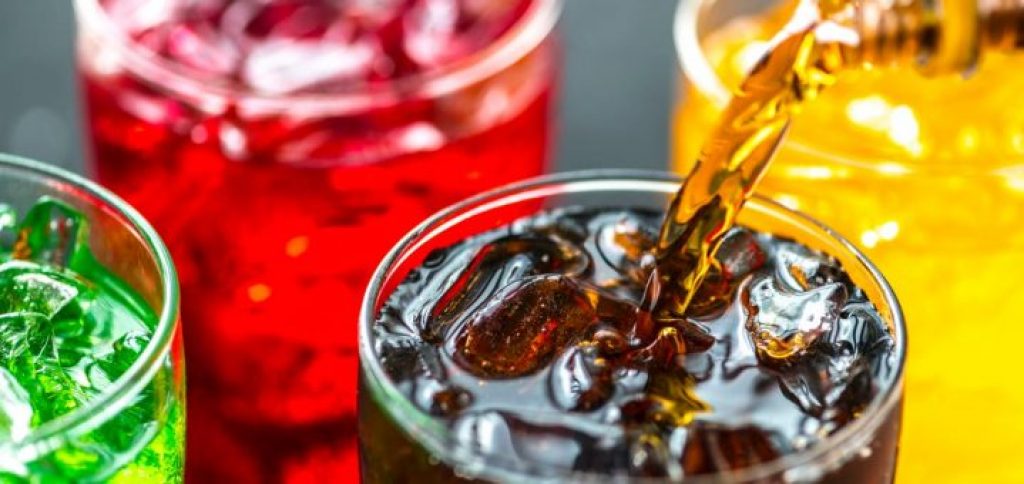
[[360, 207, 903, 482]]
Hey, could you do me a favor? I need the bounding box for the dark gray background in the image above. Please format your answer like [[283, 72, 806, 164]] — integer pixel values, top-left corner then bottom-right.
[[0, 1, 679, 174]]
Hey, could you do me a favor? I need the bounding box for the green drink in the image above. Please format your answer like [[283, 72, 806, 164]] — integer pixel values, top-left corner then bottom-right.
[[0, 156, 182, 482]]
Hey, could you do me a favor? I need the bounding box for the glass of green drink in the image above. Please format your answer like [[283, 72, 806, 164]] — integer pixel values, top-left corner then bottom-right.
[[0, 154, 183, 481]]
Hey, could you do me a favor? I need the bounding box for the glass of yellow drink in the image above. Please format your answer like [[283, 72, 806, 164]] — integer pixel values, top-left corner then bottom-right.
[[674, 0, 1024, 482]]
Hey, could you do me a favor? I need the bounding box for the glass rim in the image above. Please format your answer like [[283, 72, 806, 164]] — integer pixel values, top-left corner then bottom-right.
[[0, 154, 180, 453], [74, 0, 563, 115], [672, 0, 1020, 176], [359, 169, 907, 482]]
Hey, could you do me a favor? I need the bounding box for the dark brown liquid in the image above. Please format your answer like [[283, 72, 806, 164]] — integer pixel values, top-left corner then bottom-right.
[[363, 207, 900, 481]]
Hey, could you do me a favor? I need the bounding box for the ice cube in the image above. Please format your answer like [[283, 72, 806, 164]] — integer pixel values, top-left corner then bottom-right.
[[777, 349, 876, 422], [0, 367, 32, 441], [9, 356, 84, 425], [0, 260, 99, 395], [548, 344, 612, 411], [87, 332, 158, 456], [452, 410, 512, 452], [165, 21, 242, 77], [403, 0, 461, 67], [242, 37, 379, 94], [716, 228, 767, 280], [776, 361, 831, 417], [454, 275, 597, 378], [0, 313, 48, 366], [375, 323, 432, 380], [94, 331, 150, 383], [431, 234, 588, 333], [0, 261, 82, 321], [777, 301, 895, 418], [743, 275, 848, 362], [826, 302, 894, 361], [772, 242, 848, 292], [592, 212, 658, 284], [13, 198, 89, 269]]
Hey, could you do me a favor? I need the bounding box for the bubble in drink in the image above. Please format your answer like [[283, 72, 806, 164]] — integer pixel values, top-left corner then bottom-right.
[[368, 207, 900, 480]]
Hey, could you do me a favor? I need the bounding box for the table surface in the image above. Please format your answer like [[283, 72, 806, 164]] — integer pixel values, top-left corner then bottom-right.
[[0, 0, 680, 175]]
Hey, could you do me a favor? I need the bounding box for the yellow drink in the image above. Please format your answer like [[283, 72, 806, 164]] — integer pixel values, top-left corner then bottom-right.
[[675, 2, 1024, 482]]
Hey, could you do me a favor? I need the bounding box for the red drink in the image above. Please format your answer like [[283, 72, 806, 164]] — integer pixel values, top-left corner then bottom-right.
[[74, 0, 561, 480]]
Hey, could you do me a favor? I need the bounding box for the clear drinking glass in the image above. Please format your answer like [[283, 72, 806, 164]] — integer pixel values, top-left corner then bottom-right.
[[0, 154, 183, 481], [673, 0, 1024, 480], [359, 171, 906, 483], [74, 0, 562, 478]]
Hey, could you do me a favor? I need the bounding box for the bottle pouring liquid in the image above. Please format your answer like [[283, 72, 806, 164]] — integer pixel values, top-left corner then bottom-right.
[[660, 0, 1024, 316]]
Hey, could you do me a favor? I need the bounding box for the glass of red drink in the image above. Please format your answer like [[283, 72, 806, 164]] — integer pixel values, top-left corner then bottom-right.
[[74, 0, 562, 480]]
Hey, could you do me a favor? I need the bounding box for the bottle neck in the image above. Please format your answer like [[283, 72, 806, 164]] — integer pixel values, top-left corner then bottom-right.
[[839, 0, 1024, 74]]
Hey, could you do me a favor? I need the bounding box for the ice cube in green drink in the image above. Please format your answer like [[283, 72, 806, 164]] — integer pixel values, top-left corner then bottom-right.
[[0, 198, 183, 482]]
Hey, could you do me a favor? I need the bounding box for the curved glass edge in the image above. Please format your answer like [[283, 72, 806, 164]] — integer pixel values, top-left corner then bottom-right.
[[73, 0, 564, 114], [358, 169, 907, 483], [0, 154, 180, 457]]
